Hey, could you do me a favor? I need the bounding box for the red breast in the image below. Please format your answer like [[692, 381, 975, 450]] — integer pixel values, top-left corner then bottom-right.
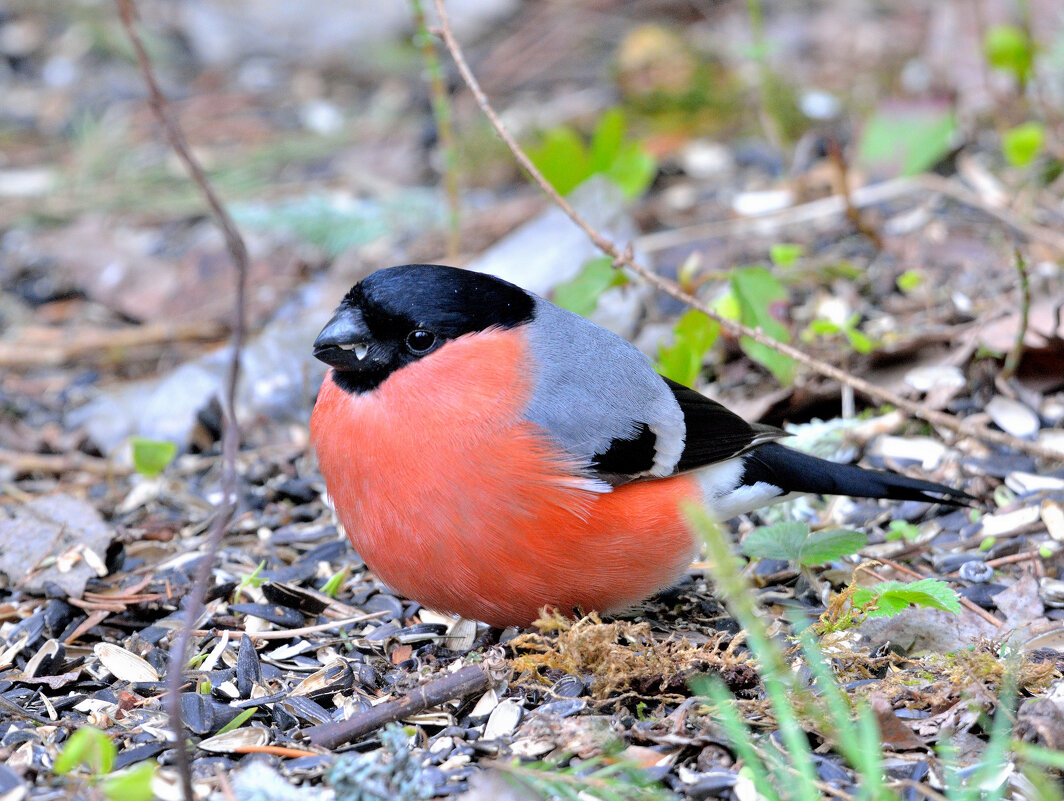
[[310, 326, 699, 627]]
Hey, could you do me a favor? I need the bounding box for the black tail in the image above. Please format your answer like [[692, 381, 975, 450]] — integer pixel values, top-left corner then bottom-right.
[[742, 443, 974, 506]]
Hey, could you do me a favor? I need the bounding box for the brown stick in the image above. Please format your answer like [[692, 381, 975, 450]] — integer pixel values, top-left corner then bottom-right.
[[0, 447, 129, 477], [0, 322, 225, 368], [430, 0, 1063, 465], [303, 663, 491, 749], [115, 4, 249, 800]]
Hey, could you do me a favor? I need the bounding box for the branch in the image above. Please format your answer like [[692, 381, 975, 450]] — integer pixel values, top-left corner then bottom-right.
[[302, 663, 492, 749], [115, 3, 249, 799], [430, 0, 1062, 465]]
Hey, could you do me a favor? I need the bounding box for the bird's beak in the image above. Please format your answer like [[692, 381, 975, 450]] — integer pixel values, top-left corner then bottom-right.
[[313, 307, 373, 371]]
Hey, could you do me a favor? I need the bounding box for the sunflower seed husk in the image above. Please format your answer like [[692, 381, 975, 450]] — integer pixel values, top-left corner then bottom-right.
[[198, 726, 269, 754], [94, 643, 160, 683]]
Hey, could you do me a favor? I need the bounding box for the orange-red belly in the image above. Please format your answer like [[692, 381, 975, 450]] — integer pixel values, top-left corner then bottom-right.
[[310, 328, 699, 628]]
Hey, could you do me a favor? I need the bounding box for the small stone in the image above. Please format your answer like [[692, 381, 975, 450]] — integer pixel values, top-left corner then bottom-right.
[[870, 436, 948, 471], [958, 561, 994, 583], [680, 140, 734, 180], [732, 189, 793, 216], [904, 364, 965, 393], [986, 396, 1040, 439], [980, 506, 1041, 537]]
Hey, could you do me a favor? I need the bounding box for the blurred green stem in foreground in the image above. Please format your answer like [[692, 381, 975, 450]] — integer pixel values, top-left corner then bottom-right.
[[410, 0, 461, 260]]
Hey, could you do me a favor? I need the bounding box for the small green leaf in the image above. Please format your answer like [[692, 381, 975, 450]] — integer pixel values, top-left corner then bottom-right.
[[714, 291, 741, 321], [896, 269, 924, 293], [984, 24, 1034, 83], [656, 309, 720, 386], [102, 762, 156, 801], [552, 257, 626, 317], [859, 108, 956, 177], [54, 727, 117, 776], [769, 243, 803, 267], [1039, 544, 1053, 559], [798, 528, 868, 566], [321, 566, 349, 598], [1002, 122, 1045, 168], [854, 578, 961, 618], [993, 485, 1016, 508], [606, 142, 657, 199], [885, 520, 920, 541], [588, 108, 626, 174], [215, 706, 257, 735], [130, 437, 177, 478], [843, 327, 877, 354], [730, 266, 795, 384], [527, 126, 588, 196], [807, 318, 842, 336], [742, 521, 866, 566], [980, 536, 996, 551]]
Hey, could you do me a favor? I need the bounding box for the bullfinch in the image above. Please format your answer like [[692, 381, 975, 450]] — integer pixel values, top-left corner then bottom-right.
[[310, 264, 969, 628]]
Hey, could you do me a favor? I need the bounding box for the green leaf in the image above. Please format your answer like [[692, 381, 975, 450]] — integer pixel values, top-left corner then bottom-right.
[[321, 566, 348, 598], [656, 309, 720, 386], [896, 269, 924, 293], [984, 24, 1034, 82], [859, 108, 956, 177], [885, 520, 920, 541], [216, 706, 257, 735], [853, 578, 961, 618], [606, 142, 658, 199], [588, 108, 626, 174], [130, 437, 177, 478], [769, 243, 803, 267], [730, 266, 795, 385], [54, 727, 117, 776], [552, 257, 626, 317], [1002, 122, 1045, 168], [742, 522, 866, 566], [843, 327, 877, 354], [102, 762, 156, 801], [527, 126, 589, 196], [807, 318, 841, 336]]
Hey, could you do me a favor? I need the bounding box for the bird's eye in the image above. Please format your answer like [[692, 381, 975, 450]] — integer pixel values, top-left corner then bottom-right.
[[406, 329, 437, 354]]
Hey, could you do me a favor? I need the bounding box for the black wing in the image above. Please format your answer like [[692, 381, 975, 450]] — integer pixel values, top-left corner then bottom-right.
[[586, 378, 786, 483], [664, 378, 786, 473]]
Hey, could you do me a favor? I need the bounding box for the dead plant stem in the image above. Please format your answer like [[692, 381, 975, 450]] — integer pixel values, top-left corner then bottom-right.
[[1001, 249, 1030, 380], [116, 3, 249, 800], [411, 0, 461, 260]]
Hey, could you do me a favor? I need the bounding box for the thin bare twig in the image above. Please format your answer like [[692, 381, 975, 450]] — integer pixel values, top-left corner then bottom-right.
[[303, 663, 492, 748], [825, 132, 883, 248], [116, 3, 249, 799], [0, 447, 129, 477], [0, 321, 225, 368], [430, 0, 1063, 465]]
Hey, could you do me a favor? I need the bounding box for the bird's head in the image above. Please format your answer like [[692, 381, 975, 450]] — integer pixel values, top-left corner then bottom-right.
[[313, 264, 535, 394]]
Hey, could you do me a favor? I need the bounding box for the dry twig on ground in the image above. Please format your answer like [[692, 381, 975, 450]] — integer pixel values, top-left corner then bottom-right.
[[303, 663, 493, 749]]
